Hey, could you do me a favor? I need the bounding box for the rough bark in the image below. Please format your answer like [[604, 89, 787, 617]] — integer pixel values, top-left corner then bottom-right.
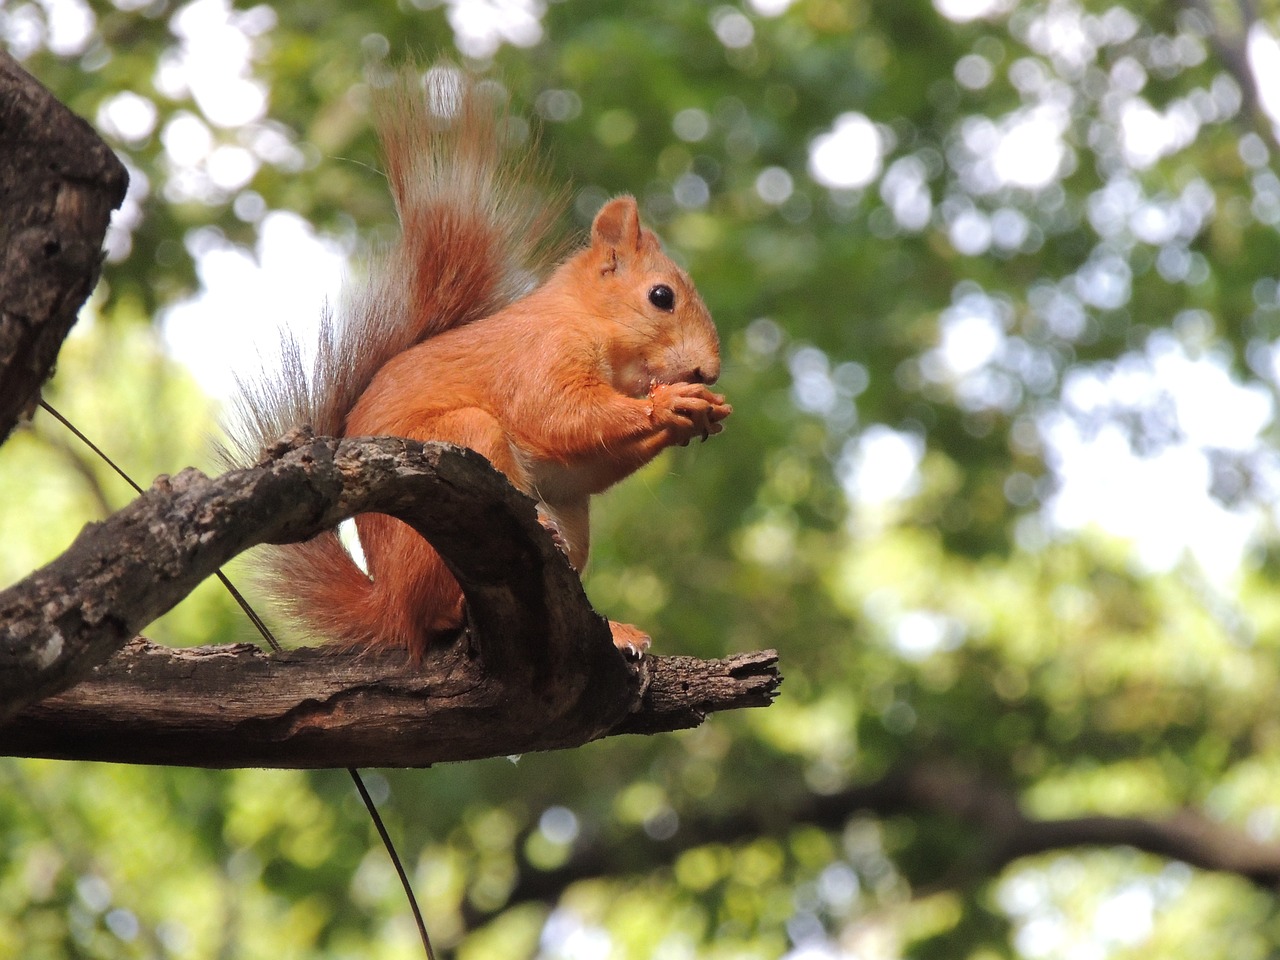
[[0, 434, 534, 719], [0, 50, 128, 444], [0, 432, 780, 752], [0, 639, 779, 767]]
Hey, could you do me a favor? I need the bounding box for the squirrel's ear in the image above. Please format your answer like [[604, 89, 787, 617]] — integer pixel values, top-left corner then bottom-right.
[[591, 196, 643, 273]]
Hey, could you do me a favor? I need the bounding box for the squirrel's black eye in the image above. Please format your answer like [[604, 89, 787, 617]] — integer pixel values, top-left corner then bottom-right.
[[648, 284, 675, 311]]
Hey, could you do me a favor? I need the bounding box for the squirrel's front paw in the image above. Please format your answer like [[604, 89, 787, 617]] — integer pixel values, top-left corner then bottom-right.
[[609, 621, 651, 660], [649, 382, 732, 446]]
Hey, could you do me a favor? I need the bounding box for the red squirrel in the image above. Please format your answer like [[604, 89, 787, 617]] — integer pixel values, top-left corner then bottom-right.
[[228, 67, 730, 660]]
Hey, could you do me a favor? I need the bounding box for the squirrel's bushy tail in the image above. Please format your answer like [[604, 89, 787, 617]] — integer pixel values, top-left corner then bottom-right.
[[224, 65, 565, 649], [226, 64, 564, 453]]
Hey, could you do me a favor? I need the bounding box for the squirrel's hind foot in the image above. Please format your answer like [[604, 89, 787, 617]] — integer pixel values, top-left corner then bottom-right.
[[608, 621, 651, 660]]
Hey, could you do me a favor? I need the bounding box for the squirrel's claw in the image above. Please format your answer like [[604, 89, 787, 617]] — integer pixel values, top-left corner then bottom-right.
[[609, 621, 651, 660], [536, 507, 572, 559]]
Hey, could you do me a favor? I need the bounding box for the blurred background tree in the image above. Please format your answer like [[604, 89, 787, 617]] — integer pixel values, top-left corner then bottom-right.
[[7, 0, 1280, 956]]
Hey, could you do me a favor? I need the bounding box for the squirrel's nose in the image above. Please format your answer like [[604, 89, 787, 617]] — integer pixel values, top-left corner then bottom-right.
[[692, 362, 719, 385]]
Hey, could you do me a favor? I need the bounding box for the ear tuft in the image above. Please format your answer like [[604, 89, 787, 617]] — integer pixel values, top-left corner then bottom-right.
[[591, 195, 643, 252]]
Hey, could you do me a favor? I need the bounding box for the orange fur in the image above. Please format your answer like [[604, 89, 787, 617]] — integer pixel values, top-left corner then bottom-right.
[[228, 67, 729, 660]]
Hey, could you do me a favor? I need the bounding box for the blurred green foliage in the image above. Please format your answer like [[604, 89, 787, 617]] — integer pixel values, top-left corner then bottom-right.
[[7, 0, 1280, 956]]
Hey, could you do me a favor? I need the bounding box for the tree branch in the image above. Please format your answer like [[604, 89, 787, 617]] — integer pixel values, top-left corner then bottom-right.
[[806, 764, 1280, 889], [0, 51, 128, 443], [453, 760, 1280, 931], [0, 432, 780, 756], [0, 639, 779, 767], [0, 434, 583, 718]]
